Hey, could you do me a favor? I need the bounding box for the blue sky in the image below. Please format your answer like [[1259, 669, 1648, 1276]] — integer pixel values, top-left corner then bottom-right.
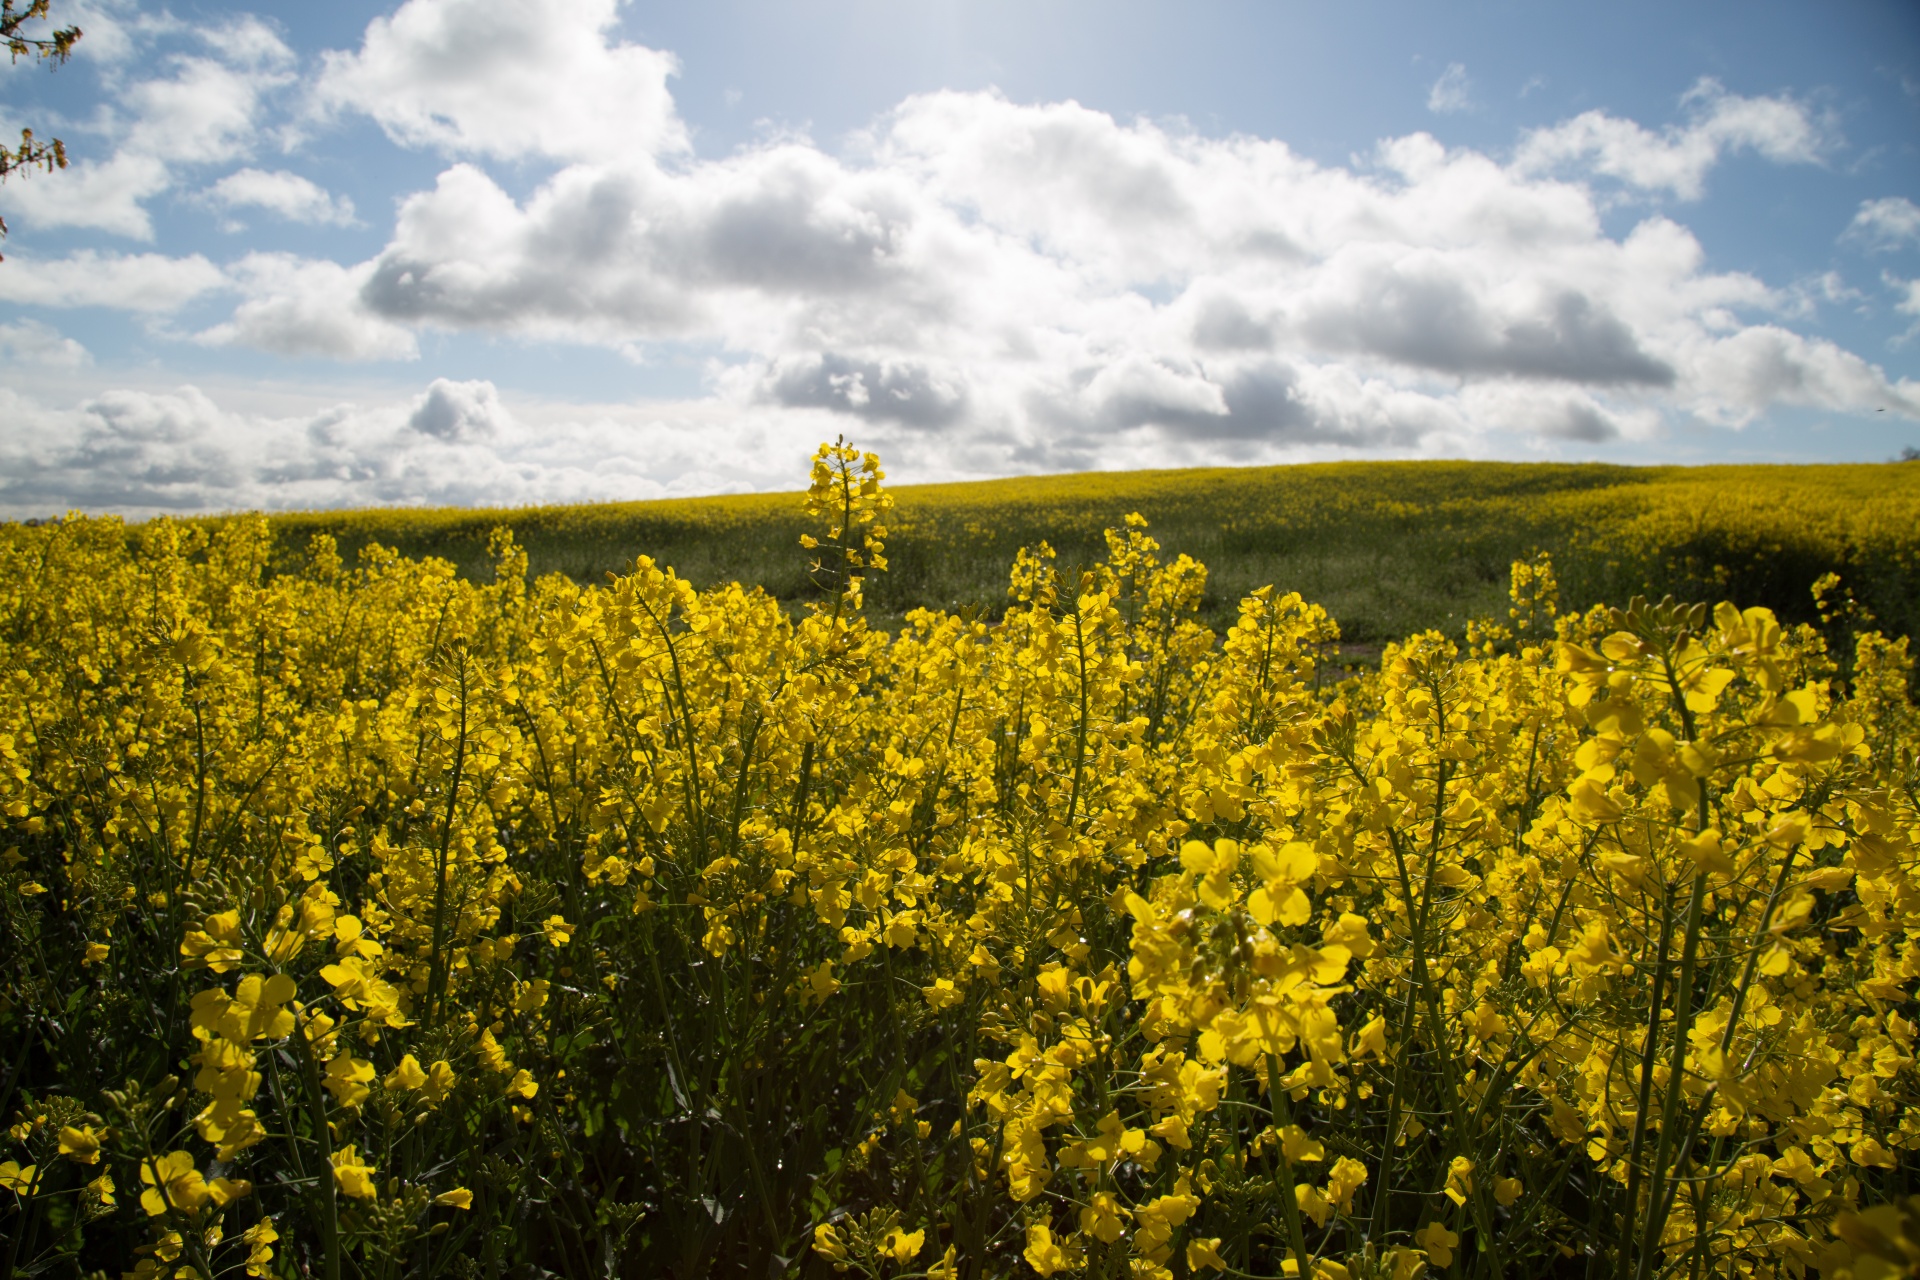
[[0, 0, 1917, 514]]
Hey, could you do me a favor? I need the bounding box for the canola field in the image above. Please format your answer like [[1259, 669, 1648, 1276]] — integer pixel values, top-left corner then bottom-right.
[[265, 459, 1920, 646], [3, 447, 1920, 1280]]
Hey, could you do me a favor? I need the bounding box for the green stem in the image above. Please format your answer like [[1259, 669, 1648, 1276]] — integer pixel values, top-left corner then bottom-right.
[[294, 1010, 342, 1280], [1266, 1056, 1314, 1277], [1634, 870, 1709, 1280], [1618, 878, 1676, 1279], [426, 656, 469, 1029]]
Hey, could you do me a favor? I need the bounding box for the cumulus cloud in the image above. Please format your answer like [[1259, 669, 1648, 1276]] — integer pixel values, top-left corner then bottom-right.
[[207, 168, 357, 227], [1427, 63, 1473, 115], [5, 0, 1913, 505], [0, 17, 294, 240], [1844, 197, 1920, 253], [1285, 247, 1674, 385], [0, 150, 173, 239], [0, 319, 91, 368], [0, 380, 818, 517], [228, 79, 1910, 474], [761, 354, 967, 428], [0, 250, 228, 311], [1511, 77, 1826, 200], [315, 0, 686, 162], [196, 254, 417, 360], [1681, 325, 1920, 423], [118, 39, 291, 165], [1458, 383, 1659, 444], [408, 377, 509, 440]]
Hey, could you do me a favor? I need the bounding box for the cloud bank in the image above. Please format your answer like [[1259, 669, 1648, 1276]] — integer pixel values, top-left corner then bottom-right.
[[0, 380, 824, 516], [0, 0, 1915, 515]]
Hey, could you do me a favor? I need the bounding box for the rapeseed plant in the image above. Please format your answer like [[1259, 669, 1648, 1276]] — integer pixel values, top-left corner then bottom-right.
[[0, 442, 1915, 1279]]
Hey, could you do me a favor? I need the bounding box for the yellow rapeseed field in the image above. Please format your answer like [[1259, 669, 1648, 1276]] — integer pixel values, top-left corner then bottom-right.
[[262, 460, 1920, 645], [3, 446, 1919, 1280]]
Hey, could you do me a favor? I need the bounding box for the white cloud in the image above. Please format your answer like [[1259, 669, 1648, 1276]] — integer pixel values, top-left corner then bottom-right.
[[0, 22, 294, 240], [0, 385, 251, 514], [1844, 197, 1920, 253], [407, 377, 509, 440], [6, 8, 1913, 508], [0, 380, 814, 517], [1892, 274, 1920, 318], [196, 253, 418, 360], [0, 250, 227, 311], [0, 153, 170, 239], [1886, 273, 1920, 344], [197, 14, 297, 71], [207, 168, 357, 227], [119, 49, 290, 165], [1458, 382, 1660, 444], [1511, 77, 1826, 200], [1680, 325, 1920, 424], [1427, 63, 1473, 114], [315, 0, 686, 163], [240, 83, 1912, 475], [0, 319, 91, 368], [55, 0, 145, 64]]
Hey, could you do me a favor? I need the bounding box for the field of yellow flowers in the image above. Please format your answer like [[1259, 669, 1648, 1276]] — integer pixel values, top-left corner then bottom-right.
[[4, 445, 1920, 1280], [264, 459, 1920, 646]]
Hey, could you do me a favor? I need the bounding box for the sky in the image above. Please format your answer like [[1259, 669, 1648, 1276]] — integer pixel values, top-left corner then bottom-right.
[[0, 0, 1918, 516]]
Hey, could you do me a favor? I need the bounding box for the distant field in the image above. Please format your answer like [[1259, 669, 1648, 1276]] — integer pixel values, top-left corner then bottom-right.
[[260, 460, 1920, 644]]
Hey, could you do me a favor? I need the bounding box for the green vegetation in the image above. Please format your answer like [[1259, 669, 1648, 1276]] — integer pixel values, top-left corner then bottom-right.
[[261, 460, 1920, 646]]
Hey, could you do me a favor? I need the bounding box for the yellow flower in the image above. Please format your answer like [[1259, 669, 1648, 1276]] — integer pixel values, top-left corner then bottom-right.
[[478, 1028, 512, 1073], [1078, 1190, 1128, 1243], [180, 910, 245, 972], [1024, 1223, 1067, 1278], [1566, 776, 1624, 825], [139, 1151, 208, 1217], [1443, 1156, 1475, 1206], [1680, 828, 1736, 878], [59, 1124, 102, 1164], [323, 1055, 375, 1109], [422, 1059, 457, 1104], [331, 1146, 377, 1200], [385, 1053, 428, 1092], [434, 1188, 474, 1209], [881, 1225, 924, 1263], [1187, 1237, 1228, 1272], [922, 977, 963, 1009], [813, 1223, 851, 1271], [1326, 1156, 1369, 1212], [1280, 1124, 1325, 1164], [209, 1176, 253, 1206], [243, 1217, 279, 1277], [332, 915, 382, 960], [0, 1161, 36, 1195], [1415, 1221, 1459, 1269], [317, 954, 409, 1026]]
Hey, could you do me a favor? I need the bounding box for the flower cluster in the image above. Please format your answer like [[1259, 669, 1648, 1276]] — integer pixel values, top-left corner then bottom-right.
[[0, 446, 1915, 1279]]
